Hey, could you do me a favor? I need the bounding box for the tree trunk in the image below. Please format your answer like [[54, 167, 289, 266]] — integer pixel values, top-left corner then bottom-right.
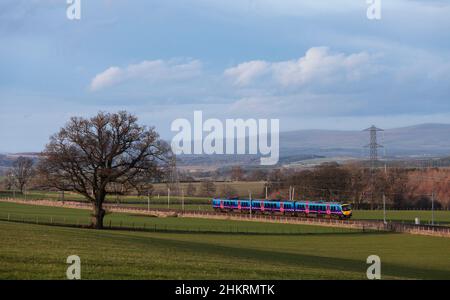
[[91, 197, 106, 229]]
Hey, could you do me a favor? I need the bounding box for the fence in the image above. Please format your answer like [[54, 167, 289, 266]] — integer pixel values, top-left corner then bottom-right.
[[179, 210, 450, 237], [0, 212, 357, 236], [1, 198, 450, 238]]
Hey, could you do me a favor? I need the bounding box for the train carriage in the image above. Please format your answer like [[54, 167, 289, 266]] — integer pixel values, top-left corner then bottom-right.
[[212, 198, 352, 219]]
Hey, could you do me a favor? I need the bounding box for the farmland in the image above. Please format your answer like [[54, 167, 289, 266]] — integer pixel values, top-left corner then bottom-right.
[[1, 190, 450, 225], [1, 202, 450, 279]]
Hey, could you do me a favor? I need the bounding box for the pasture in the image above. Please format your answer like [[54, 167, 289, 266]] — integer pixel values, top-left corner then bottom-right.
[[0, 202, 353, 234], [0, 202, 450, 280], [1, 189, 450, 225]]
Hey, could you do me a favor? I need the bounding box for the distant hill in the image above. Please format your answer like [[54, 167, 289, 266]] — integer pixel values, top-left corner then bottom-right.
[[0, 153, 40, 175], [280, 123, 450, 157], [1, 124, 450, 170]]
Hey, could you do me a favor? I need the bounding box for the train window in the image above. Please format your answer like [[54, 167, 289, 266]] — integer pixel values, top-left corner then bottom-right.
[[342, 204, 352, 211]]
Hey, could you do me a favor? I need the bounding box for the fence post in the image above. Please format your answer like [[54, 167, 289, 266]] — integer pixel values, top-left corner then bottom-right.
[[7, 213, 10, 221]]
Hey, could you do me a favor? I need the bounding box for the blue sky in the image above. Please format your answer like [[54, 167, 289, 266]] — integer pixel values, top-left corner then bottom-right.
[[0, 0, 449, 152]]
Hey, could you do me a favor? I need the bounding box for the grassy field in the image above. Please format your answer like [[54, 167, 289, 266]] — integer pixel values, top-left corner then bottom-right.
[[353, 210, 450, 225], [1, 191, 450, 225], [120, 204, 450, 225], [1, 202, 450, 279], [152, 181, 266, 197], [0, 202, 354, 234], [0, 181, 266, 201], [0, 190, 210, 204], [1, 220, 450, 279]]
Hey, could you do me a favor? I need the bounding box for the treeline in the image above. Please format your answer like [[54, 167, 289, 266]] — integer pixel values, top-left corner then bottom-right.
[[2, 154, 450, 210], [264, 162, 450, 210]]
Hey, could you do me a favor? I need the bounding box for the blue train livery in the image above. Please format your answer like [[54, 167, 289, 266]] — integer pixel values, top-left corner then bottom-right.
[[212, 198, 352, 219]]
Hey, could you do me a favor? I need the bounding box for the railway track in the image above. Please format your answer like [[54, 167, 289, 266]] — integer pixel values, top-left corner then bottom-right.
[[106, 204, 450, 237], [2, 198, 450, 237]]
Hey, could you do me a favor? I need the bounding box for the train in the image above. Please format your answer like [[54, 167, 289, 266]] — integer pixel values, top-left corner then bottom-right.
[[212, 198, 353, 219]]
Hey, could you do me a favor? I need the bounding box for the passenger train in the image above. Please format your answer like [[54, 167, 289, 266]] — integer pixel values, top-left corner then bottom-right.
[[212, 198, 353, 219]]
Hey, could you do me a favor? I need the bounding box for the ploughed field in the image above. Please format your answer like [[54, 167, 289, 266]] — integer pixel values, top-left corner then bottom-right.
[[0, 202, 450, 279]]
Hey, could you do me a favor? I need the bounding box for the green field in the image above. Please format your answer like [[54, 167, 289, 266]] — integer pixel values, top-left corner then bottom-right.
[[1, 190, 450, 225], [0, 190, 210, 204], [353, 210, 450, 225], [152, 181, 266, 198], [0, 202, 450, 279], [0, 202, 353, 234]]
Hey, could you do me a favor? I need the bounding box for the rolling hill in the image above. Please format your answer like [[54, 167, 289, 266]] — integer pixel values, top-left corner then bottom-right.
[[280, 123, 450, 157], [1, 124, 450, 170]]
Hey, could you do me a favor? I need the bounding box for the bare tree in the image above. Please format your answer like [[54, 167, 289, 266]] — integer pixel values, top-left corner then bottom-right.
[[186, 183, 197, 196], [11, 156, 35, 193], [3, 170, 14, 191], [38, 111, 172, 229], [200, 180, 216, 197], [220, 184, 238, 198], [231, 166, 244, 181]]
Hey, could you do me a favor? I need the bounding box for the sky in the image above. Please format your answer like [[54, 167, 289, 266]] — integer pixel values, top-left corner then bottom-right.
[[0, 0, 449, 152]]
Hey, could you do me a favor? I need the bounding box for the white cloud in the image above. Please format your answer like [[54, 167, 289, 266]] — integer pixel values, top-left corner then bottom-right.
[[224, 47, 377, 89], [224, 60, 269, 86], [90, 67, 123, 91], [90, 59, 202, 91]]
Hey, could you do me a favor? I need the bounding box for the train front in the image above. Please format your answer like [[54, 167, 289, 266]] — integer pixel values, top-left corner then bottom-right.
[[341, 204, 353, 219]]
